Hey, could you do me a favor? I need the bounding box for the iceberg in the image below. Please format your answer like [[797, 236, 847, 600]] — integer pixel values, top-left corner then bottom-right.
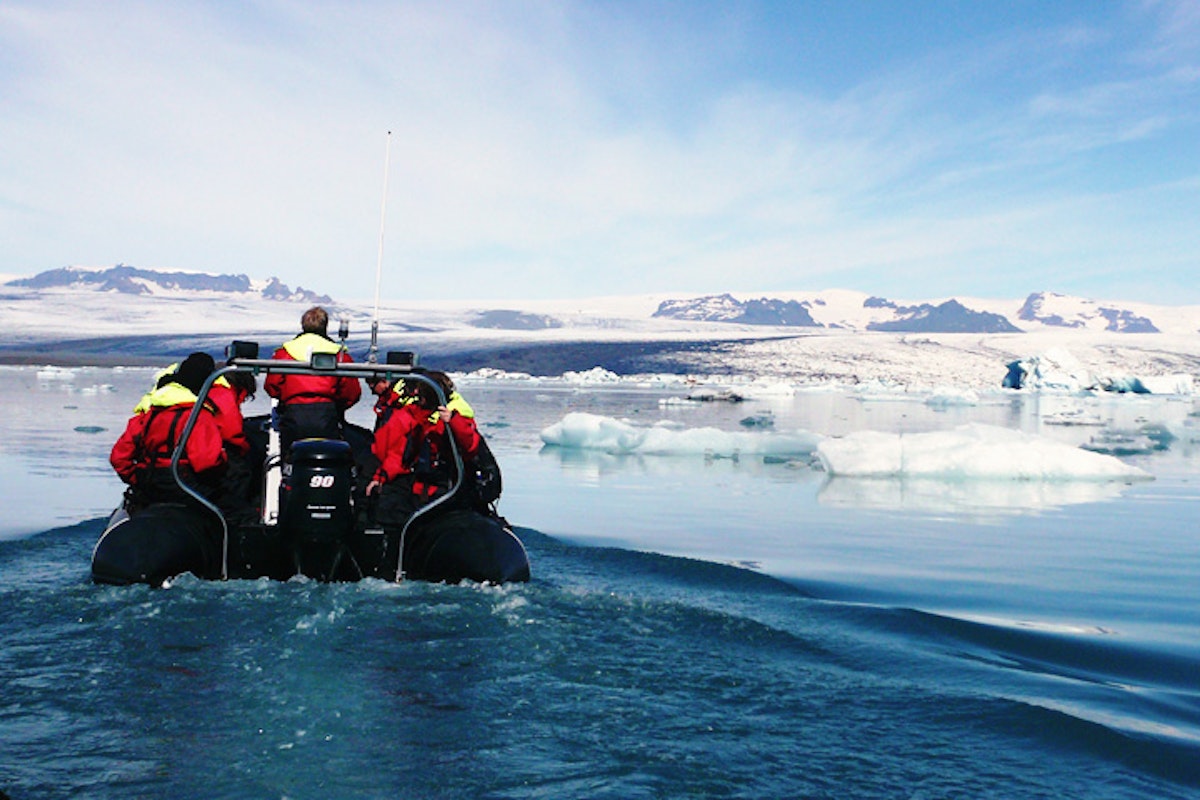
[[816, 423, 1150, 481], [1098, 373, 1195, 395], [539, 412, 820, 457], [1003, 348, 1093, 392], [1005, 349, 1195, 395]]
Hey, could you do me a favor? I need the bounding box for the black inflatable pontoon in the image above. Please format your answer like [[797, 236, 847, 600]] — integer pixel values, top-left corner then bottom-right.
[[92, 344, 530, 586]]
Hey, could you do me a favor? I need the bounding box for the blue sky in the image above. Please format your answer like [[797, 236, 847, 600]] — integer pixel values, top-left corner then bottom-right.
[[2, 1, 1198, 303]]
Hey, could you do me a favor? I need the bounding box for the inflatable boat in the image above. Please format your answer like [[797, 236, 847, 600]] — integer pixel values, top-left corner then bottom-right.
[[91, 344, 530, 586]]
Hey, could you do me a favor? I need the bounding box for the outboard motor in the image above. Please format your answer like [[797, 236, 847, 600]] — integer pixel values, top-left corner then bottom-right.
[[279, 439, 357, 579]]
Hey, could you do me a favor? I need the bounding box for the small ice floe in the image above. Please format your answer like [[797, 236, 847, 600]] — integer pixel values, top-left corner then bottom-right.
[[1098, 373, 1195, 395], [1041, 409, 1105, 426], [37, 366, 76, 382], [659, 396, 701, 406], [1083, 425, 1174, 456], [685, 390, 744, 403], [925, 385, 979, 408], [739, 411, 775, 429], [540, 411, 819, 457], [561, 367, 621, 384], [462, 367, 533, 381], [816, 423, 1150, 481]]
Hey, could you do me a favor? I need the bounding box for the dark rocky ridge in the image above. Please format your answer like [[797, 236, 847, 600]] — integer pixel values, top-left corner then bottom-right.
[[7, 265, 331, 305]]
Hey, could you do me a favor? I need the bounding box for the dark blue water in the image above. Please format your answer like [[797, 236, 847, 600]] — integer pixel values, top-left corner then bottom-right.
[[2, 517, 1198, 799], [1, 367, 1198, 798]]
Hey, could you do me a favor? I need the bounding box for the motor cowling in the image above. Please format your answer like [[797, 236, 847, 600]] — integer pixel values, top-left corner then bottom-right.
[[279, 439, 355, 543]]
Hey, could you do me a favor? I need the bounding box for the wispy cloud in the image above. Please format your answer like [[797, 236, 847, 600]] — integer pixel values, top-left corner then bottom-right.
[[1, 1, 1198, 304]]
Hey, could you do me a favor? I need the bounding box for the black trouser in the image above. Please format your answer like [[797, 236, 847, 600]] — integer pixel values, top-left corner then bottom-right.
[[212, 451, 257, 524], [278, 401, 342, 456], [125, 467, 218, 513], [369, 479, 421, 529]]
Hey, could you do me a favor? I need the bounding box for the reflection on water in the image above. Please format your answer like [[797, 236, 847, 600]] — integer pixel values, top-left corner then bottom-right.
[[1, 365, 1198, 541], [817, 475, 1131, 519]]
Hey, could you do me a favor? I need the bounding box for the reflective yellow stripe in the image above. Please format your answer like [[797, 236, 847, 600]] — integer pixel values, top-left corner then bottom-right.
[[133, 363, 179, 413], [281, 332, 344, 361], [447, 392, 474, 419], [147, 383, 199, 408]]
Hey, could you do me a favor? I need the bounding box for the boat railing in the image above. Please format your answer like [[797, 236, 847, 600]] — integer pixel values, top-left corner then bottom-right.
[[168, 342, 466, 581]]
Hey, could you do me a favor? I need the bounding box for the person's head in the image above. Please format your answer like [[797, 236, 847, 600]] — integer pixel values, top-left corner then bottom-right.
[[226, 369, 258, 403], [405, 378, 439, 411], [174, 352, 215, 395], [301, 306, 329, 336], [425, 370, 455, 399], [366, 376, 392, 398]]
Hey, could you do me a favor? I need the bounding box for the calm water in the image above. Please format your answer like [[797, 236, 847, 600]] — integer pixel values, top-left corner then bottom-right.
[[1, 365, 1198, 799]]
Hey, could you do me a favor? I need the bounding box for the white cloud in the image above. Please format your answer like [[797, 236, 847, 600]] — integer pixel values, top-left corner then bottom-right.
[[2, 1, 1199, 304]]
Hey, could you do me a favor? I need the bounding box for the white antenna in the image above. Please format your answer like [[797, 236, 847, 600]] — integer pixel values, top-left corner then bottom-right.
[[369, 130, 392, 364]]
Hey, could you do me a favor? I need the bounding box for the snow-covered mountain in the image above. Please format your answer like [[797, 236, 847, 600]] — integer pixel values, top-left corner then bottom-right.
[[3, 265, 1200, 388], [8, 265, 1199, 336], [652, 294, 819, 326], [7, 264, 331, 305], [648, 291, 1182, 334], [1016, 291, 1160, 333], [861, 298, 1019, 333]]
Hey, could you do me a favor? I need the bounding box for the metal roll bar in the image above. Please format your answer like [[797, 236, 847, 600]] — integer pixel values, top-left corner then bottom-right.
[[168, 345, 467, 581]]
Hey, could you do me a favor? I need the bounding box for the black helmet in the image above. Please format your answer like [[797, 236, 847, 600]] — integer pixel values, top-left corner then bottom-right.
[[174, 352, 215, 395]]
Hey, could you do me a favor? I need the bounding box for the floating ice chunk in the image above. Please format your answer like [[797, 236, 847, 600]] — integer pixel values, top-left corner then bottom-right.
[[462, 367, 533, 381], [1100, 373, 1195, 395], [1006, 351, 1194, 396], [561, 367, 621, 384], [1101, 372, 1190, 394], [37, 366, 76, 382], [925, 385, 979, 407], [739, 411, 775, 429], [1042, 409, 1105, 426], [816, 423, 1149, 480], [1141, 374, 1194, 395], [540, 412, 820, 456], [686, 390, 743, 403], [1082, 429, 1170, 456], [1004, 348, 1092, 392], [540, 413, 645, 451]]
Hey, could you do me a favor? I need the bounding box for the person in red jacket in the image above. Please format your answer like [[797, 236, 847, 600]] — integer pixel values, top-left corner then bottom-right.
[[364, 380, 450, 526], [264, 306, 361, 455], [209, 370, 257, 457], [425, 371, 481, 459], [366, 374, 408, 433], [110, 352, 227, 510], [424, 370, 502, 512], [208, 369, 259, 519]]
